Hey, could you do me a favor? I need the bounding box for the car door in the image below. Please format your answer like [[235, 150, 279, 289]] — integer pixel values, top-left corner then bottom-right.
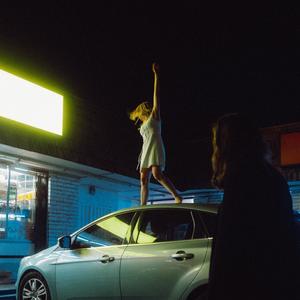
[[55, 211, 135, 300], [120, 208, 209, 300]]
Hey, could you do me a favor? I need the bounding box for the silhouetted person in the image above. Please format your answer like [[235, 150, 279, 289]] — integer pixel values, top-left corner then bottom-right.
[[207, 113, 299, 300]]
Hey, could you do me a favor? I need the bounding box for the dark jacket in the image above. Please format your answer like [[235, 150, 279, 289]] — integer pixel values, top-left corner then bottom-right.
[[208, 161, 299, 300]]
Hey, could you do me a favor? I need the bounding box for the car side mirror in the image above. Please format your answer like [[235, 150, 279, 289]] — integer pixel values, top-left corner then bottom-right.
[[58, 235, 72, 249]]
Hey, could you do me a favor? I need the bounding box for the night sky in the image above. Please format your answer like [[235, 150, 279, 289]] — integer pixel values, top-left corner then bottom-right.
[[0, 2, 300, 190]]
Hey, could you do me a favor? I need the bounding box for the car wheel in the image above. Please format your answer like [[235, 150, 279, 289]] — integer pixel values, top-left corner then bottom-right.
[[189, 286, 208, 300], [192, 292, 208, 300], [18, 271, 51, 300]]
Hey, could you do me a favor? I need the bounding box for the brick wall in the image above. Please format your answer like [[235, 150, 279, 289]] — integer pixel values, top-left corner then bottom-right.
[[78, 187, 118, 228], [48, 175, 80, 246], [78, 177, 138, 228], [47, 175, 139, 246]]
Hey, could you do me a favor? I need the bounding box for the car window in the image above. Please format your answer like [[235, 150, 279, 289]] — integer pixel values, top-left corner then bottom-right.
[[134, 209, 194, 244], [191, 210, 207, 239], [74, 212, 135, 248], [198, 211, 217, 237]]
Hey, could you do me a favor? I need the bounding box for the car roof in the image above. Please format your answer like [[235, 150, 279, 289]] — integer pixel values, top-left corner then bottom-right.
[[112, 203, 219, 215]]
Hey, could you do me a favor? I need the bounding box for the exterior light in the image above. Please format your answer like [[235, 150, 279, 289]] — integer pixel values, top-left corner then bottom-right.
[[0, 69, 63, 135]]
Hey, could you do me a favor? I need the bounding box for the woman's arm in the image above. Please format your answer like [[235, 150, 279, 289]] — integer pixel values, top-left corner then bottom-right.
[[152, 63, 160, 120]]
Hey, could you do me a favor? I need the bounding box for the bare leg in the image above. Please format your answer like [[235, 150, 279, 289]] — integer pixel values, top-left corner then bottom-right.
[[152, 166, 182, 203], [140, 168, 151, 205]]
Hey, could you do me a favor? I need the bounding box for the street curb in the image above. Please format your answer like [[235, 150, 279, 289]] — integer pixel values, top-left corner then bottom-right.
[[0, 289, 15, 296]]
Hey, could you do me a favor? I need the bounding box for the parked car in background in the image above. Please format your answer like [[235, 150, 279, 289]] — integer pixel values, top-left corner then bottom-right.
[[16, 203, 218, 300]]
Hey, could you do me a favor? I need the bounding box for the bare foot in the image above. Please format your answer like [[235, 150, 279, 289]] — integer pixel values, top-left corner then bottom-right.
[[175, 196, 182, 204]]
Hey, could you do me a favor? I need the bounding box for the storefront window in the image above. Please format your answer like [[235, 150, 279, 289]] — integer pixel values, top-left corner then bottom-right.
[[0, 165, 36, 241]]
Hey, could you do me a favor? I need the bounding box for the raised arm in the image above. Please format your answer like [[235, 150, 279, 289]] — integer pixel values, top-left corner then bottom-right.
[[152, 62, 160, 120]]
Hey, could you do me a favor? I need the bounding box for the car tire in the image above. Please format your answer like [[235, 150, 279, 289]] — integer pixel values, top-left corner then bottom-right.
[[18, 271, 51, 300], [189, 286, 208, 300], [192, 292, 208, 300]]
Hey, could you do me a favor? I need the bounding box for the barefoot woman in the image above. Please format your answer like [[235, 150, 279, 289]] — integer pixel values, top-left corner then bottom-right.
[[130, 63, 182, 205]]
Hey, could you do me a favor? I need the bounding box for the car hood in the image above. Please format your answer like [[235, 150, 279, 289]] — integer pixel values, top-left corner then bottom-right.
[[35, 245, 59, 257], [22, 245, 58, 263]]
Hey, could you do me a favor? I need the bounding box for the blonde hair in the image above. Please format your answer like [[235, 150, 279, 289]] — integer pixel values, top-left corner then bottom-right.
[[129, 101, 152, 123]]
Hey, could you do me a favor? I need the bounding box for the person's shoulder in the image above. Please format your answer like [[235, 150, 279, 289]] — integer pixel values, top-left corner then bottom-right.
[[265, 164, 289, 187], [223, 165, 245, 190], [224, 160, 271, 186]]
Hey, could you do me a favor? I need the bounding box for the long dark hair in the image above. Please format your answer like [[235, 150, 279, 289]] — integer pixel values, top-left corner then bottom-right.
[[211, 113, 271, 189]]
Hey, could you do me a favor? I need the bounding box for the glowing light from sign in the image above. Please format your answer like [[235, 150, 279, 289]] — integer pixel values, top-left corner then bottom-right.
[[0, 69, 63, 135], [281, 132, 300, 165]]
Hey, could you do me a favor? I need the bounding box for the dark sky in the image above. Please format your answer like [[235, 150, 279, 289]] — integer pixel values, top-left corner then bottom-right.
[[0, 2, 300, 190]]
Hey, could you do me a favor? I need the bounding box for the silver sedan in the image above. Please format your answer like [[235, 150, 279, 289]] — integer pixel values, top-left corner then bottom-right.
[[16, 203, 218, 300]]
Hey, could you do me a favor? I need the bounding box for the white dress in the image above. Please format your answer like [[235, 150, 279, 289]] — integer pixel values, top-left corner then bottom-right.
[[138, 114, 166, 171]]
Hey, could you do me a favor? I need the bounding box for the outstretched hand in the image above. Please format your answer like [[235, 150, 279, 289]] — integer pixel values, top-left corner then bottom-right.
[[152, 62, 159, 74]]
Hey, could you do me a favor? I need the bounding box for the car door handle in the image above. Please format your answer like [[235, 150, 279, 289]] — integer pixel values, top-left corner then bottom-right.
[[171, 251, 194, 261], [99, 255, 115, 263]]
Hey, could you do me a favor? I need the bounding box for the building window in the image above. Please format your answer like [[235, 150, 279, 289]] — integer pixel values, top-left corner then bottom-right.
[[0, 165, 37, 241]]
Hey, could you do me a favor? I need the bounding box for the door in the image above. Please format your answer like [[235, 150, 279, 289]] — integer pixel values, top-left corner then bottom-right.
[[55, 211, 134, 300], [34, 174, 48, 252], [120, 208, 209, 300]]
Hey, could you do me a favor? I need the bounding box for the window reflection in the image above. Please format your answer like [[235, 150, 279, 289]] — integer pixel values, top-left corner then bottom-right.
[[75, 212, 134, 248], [0, 166, 36, 241], [0, 166, 9, 239], [136, 209, 194, 244]]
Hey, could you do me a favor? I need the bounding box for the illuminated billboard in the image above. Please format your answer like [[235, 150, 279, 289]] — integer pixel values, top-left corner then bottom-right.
[[0, 69, 63, 135]]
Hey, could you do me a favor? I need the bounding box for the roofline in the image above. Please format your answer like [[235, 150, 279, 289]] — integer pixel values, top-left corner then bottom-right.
[[0, 142, 165, 194], [262, 122, 300, 133]]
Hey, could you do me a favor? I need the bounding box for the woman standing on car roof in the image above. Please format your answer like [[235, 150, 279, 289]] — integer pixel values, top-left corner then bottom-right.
[[129, 63, 182, 205], [207, 113, 299, 300]]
